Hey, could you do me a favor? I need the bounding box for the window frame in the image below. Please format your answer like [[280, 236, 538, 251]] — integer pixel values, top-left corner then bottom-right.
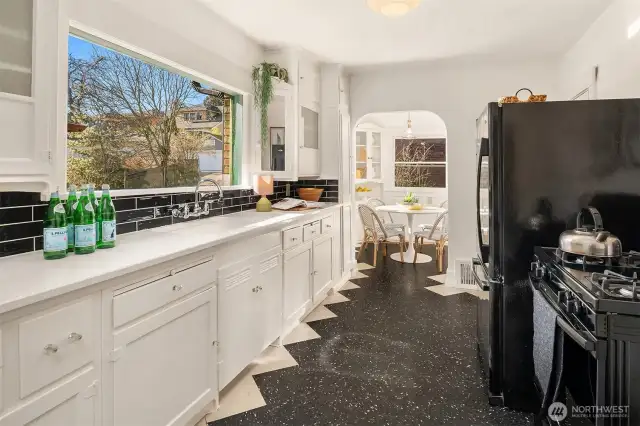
[[65, 22, 251, 197], [387, 133, 448, 192]]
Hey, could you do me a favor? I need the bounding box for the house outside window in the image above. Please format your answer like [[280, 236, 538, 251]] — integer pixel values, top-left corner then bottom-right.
[[67, 34, 238, 189], [394, 138, 446, 188]]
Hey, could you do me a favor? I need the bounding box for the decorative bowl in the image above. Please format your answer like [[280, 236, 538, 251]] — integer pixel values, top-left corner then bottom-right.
[[298, 188, 323, 202]]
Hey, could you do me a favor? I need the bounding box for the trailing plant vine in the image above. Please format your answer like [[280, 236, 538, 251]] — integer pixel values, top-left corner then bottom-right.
[[252, 62, 289, 148]]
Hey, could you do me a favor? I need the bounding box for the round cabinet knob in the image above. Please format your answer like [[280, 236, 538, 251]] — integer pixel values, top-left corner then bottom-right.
[[172, 284, 183, 291], [43, 344, 59, 355], [68, 332, 83, 342]]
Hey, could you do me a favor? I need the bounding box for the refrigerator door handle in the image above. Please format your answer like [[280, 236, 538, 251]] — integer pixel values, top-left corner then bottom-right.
[[477, 137, 489, 263]]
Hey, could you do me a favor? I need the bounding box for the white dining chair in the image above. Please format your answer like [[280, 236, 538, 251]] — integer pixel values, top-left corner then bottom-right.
[[357, 204, 406, 266], [413, 209, 448, 272]]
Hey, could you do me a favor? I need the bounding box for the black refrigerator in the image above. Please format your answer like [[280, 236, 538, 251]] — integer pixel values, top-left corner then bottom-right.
[[472, 99, 640, 412]]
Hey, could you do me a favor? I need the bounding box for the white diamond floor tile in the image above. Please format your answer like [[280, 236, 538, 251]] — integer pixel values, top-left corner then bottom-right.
[[248, 345, 299, 376], [427, 274, 447, 283], [356, 263, 374, 271], [351, 271, 369, 280], [424, 284, 467, 296], [340, 281, 361, 291], [207, 371, 266, 421], [322, 292, 350, 305], [466, 290, 490, 300], [282, 322, 321, 345], [304, 304, 337, 322]]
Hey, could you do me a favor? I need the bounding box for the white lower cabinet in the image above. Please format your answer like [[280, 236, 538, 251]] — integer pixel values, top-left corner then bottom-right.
[[106, 288, 217, 426], [218, 247, 282, 390], [312, 234, 334, 303], [283, 242, 313, 324]]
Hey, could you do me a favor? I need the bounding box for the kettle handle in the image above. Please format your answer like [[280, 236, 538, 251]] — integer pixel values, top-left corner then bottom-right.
[[577, 207, 604, 231]]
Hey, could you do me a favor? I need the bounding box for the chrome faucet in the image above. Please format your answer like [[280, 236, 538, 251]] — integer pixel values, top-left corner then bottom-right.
[[172, 178, 225, 219], [192, 178, 224, 217]]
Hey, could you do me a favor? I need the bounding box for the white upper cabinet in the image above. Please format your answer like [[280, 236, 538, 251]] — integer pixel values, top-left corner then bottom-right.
[[355, 125, 383, 181], [257, 48, 321, 180], [0, 0, 66, 194]]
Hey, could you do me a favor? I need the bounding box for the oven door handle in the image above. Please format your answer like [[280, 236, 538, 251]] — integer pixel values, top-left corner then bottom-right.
[[557, 316, 595, 352]]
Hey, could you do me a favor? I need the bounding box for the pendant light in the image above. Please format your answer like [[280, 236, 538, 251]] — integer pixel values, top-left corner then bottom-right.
[[367, 0, 422, 18], [403, 112, 415, 139]]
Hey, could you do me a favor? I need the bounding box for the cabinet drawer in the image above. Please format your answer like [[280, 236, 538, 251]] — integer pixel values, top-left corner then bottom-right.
[[283, 226, 303, 250], [19, 298, 95, 398], [113, 259, 215, 328], [303, 221, 321, 242], [321, 216, 334, 234]]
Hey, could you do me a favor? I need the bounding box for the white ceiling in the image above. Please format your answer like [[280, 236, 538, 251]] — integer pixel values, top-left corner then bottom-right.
[[198, 0, 613, 66]]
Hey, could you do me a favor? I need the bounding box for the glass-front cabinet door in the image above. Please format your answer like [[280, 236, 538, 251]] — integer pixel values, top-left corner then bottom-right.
[[354, 128, 382, 181], [259, 83, 295, 179]]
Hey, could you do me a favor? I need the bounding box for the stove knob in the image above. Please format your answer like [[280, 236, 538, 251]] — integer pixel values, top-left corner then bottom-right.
[[567, 300, 577, 314], [534, 265, 546, 280]]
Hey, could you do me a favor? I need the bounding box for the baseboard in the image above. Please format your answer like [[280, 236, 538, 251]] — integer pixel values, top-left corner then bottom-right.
[[329, 272, 352, 294]]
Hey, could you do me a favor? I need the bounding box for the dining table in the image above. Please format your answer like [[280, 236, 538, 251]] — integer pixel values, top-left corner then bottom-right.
[[375, 204, 446, 263]]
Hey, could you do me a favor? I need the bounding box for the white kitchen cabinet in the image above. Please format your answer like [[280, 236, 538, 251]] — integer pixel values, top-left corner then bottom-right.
[[342, 205, 354, 275], [218, 247, 282, 389], [283, 242, 313, 325], [299, 106, 320, 177], [312, 234, 334, 303], [355, 126, 383, 181], [109, 288, 217, 426], [0, 294, 101, 426], [0, 0, 66, 194]]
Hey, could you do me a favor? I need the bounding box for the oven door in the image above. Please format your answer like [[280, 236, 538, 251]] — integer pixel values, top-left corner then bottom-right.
[[477, 136, 490, 264]]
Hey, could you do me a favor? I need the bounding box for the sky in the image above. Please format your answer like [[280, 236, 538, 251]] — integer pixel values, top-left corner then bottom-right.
[[68, 35, 206, 105]]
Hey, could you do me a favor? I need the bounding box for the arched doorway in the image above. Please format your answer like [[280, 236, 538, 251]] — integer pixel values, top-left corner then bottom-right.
[[351, 110, 449, 273]]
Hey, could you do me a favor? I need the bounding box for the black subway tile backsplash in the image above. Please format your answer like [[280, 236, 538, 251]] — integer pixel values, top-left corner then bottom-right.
[[137, 216, 173, 231], [0, 207, 33, 225], [0, 177, 339, 259]]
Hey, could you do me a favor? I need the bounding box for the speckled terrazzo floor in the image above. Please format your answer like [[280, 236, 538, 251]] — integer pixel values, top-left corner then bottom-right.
[[212, 245, 534, 426]]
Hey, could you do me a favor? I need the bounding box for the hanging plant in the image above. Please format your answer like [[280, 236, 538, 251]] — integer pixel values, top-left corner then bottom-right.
[[252, 62, 289, 148]]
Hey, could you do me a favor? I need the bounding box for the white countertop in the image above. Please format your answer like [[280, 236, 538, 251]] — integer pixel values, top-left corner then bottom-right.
[[0, 204, 340, 315]]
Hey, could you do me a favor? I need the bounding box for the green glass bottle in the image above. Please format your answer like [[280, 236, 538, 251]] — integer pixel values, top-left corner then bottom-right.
[[74, 185, 96, 255], [98, 184, 117, 249], [88, 184, 100, 243], [43, 188, 68, 260], [65, 184, 78, 252]]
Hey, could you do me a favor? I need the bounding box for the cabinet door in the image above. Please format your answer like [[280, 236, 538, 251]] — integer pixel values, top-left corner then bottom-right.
[[283, 243, 312, 322], [257, 250, 283, 348], [218, 261, 257, 389], [342, 205, 353, 275], [111, 289, 216, 426], [312, 234, 333, 303], [355, 131, 367, 180], [0, 375, 98, 426], [369, 131, 382, 180], [260, 82, 297, 180], [0, 0, 64, 192]]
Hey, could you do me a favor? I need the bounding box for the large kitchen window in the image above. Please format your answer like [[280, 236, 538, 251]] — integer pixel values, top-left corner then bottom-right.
[[394, 138, 446, 188], [67, 34, 239, 189]]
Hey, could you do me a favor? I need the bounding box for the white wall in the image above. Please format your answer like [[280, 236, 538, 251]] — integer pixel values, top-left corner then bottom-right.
[[560, 0, 640, 100], [69, 0, 263, 94], [350, 58, 559, 280]]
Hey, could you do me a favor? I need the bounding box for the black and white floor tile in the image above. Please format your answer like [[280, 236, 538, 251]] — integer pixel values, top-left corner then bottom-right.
[[201, 245, 531, 425]]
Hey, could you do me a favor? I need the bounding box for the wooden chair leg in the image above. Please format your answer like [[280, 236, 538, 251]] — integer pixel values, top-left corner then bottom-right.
[[413, 236, 420, 264], [382, 243, 387, 257], [373, 242, 379, 267], [437, 241, 445, 273], [399, 238, 404, 262], [357, 241, 368, 261]]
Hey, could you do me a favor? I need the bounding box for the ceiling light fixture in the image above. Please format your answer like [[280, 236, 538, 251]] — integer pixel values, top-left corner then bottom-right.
[[367, 0, 422, 17], [403, 112, 415, 139]]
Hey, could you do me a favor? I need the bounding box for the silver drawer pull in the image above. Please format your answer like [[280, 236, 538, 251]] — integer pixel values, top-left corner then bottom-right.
[[68, 332, 83, 342], [173, 284, 183, 291], [326, 225, 332, 228], [252, 287, 258, 293], [291, 237, 298, 241], [258, 286, 263, 291], [44, 344, 59, 355]]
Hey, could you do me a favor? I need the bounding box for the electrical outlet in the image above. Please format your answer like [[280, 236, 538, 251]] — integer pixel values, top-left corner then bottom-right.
[[285, 184, 291, 196]]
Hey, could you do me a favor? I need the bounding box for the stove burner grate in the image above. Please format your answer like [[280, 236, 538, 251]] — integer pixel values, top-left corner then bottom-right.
[[589, 270, 640, 300]]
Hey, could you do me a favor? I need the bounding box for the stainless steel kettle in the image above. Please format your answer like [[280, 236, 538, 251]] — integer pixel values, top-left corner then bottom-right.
[[558, 207, 622, 257]]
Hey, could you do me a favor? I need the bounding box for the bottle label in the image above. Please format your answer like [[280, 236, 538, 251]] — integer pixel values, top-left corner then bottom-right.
[[72, 201, 79, 210], [54, 204, 65, 214], [44, 227, 67, 252], [67, 223, 75, 246], [75, 224, 96, 248], [102, 220, 116, 242], [84, 203, 94, 213]]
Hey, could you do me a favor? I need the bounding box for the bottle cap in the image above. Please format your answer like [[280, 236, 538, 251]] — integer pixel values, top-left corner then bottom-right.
[[69, 184, 77, 191], [102, 184, 110, 190], [88, 183, 94, 190]]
